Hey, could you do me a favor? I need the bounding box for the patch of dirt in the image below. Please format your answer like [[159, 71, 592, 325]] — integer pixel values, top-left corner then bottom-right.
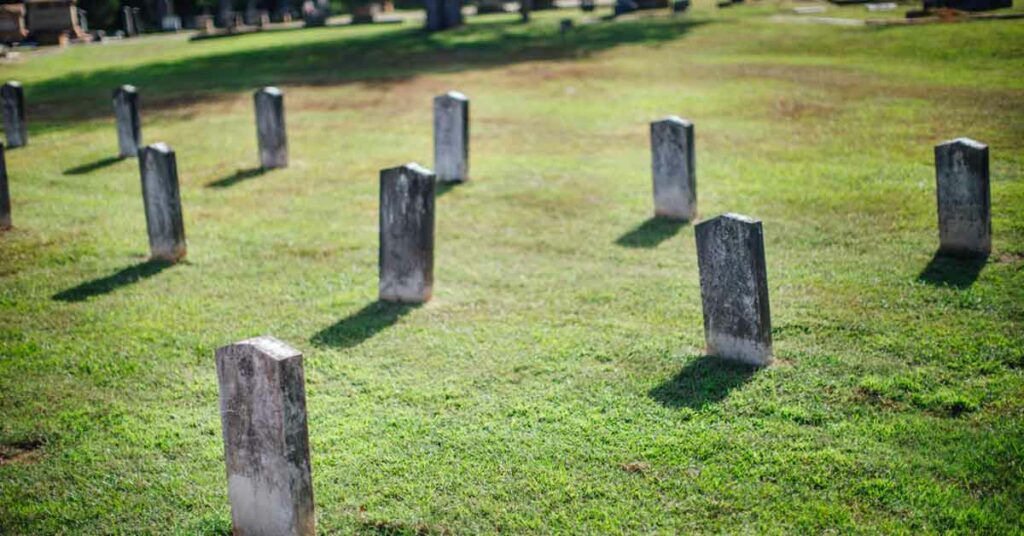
[[0, 439, 43, 466], [995, 251, 1024, 264], [620, 461, 651, 474]]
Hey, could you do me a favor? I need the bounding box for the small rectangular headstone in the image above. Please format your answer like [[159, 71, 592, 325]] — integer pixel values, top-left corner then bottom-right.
[[379, 163, 436, 303], [0, 143, 10, 230], [934, 137, 990, 258], [254, 87, 288, 169], [650, 116, 696, 221], [138, 143, 186, 262], [433, 91, 469, 183], [113, 85, 142, 158], [216, 336, 315, 536], [695, 213, 772, 366], [1, 81, 27, 148]]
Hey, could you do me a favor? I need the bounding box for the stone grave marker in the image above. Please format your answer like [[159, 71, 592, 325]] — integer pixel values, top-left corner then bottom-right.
[[216, 336, 315, 536], [651, 116, 696, 221], [695, 213, 772, 366], [113, 85, 142, 158], [254, 87, 288, 169], [433, 91, 468, 183], [138, 143, 186, 262], [379, 163, 436, 303], [934, 137, 990, 258], [1, 81, 26, 148], [0, 143, 10, 230]]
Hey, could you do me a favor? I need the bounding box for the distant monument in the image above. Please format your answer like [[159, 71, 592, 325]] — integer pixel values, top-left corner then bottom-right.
[[425, 0, 461, 31], [0, 4, 29, 43], [25, 0, 90, 44]]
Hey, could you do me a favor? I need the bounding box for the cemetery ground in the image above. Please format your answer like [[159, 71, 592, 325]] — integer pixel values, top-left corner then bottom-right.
[[1, 3, 1023, 533]]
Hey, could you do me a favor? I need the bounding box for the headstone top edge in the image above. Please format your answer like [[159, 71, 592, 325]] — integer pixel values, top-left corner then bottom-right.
[[938, 137, 987, 151], [384, 162, 435, 178], [146, 142, 173, 155], [3, 80, 21, 88], [653, 115, 692, 127], [218, 335, 302, 362], [436, 91, 468, 102], [116, 84, 138, 93], [256, 86, 283, 97], [696, 212, 760, 230]]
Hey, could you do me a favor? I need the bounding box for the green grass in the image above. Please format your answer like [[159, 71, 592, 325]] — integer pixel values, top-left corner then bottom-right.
[[1, 3, 1023, 533]]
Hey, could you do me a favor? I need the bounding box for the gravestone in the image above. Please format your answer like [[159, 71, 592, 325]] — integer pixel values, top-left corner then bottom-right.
[[216, 336, 315, 536], [0, 143, 10, 230], [379, 163, 436, 303], [425, 0, 462, 31], [254, 87, 288, 169], [1, 81, 27, 148], [433, 91, 468, 183], [695, 213, 772, 366], [113, 85, 141, 158], [25, 0, 90, 44], [0, 4, 29, 43], [121, 6, 137, 35], [650, 116, 696, 221], [934, 138, 990, 258], [138, 143, 186, 262]]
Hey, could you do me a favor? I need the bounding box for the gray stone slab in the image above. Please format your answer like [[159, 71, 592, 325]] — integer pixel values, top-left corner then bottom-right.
[[695, 213, 772, 366], [433, 91, 469, 183], [379, 163, 436, 303], [254, 87, 288, 169], [0, 144, 9, 230], [1, 81, 26, 148], [935, 137, 990, 258], [425, 0, 463, 31], [138, 143, 187, 262], [216, 336, 315, 536], [113, 85, 142, 158], [651, 116, 696, 221]]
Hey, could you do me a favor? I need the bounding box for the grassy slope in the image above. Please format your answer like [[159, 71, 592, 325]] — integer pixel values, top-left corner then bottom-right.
[[1, 3, 1022, 534]]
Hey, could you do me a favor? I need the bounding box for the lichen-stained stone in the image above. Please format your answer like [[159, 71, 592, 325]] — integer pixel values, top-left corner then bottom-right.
[[113, 85, 142, 158], [379, 163, 436, 303], [1, 81, 27, 148], [216, 336, 315, 536], [695, 213, 772, 366], [0, 143, 10, 230], [254, 87, 288, 169], [138, 143, 187, 262], [433, 91, 469, 183], [935, 137, 990, 258], [650, 116, 696, 221]]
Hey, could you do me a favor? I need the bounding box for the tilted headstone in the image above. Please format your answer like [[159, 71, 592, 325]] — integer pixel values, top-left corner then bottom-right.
[[650, 116, 696, 221], [934, 138, 990, 258], [138, 143, 186, 262], [216, 336, 315, 536], [0, 143, 10, 230], [695, 213, 772, 366], [1, 81, 26, 148], [433, 91, 468, 183], [113, 85, 142, 158], [379, 163, 436, 303], [254, 87, 288, 169]]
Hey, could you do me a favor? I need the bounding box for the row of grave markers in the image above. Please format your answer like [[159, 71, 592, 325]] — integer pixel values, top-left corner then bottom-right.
[[0, 79, 996, 535]]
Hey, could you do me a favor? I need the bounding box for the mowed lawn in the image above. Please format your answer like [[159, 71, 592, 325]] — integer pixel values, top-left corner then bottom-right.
[[1, 3, 1023, 533]]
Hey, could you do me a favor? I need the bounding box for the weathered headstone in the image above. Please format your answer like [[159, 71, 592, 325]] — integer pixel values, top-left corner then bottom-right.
[[695, 213, 772, 366], [433, 91, 468, 183], [113, 85, 142, 158], [651, 116, 696, 221], [0, 143, 10, 230], [379, 163, 436, 303], [1, 81, 26, 148], [216, 336, 315, 536], [934, 137, 990, 258], [138, 143, 186, 262], [425, 0, 462, 31], [254, 87, 288, 169]]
